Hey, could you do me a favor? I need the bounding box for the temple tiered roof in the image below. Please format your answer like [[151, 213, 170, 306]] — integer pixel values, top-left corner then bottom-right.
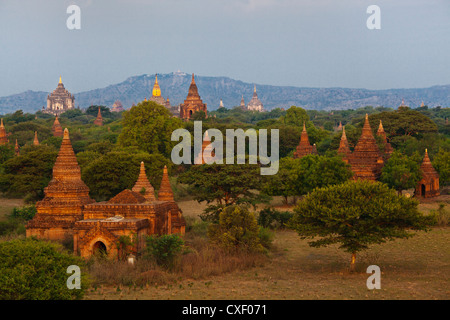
[[132, 162, 156, 201], [44, 76, 75, 116], [348, 114, 383, 180], [376, 120, 393, 155], [338, 126, 351, 160], [415, 149, 440, 198], [180, 74, 207, 119], [52, 115, 63, 137], [94, 107, 103, 126], [247, 85, 263, 112], [293, 122, 314, 159], [150, 74, 167, 106], [158, 165, 174, 201]]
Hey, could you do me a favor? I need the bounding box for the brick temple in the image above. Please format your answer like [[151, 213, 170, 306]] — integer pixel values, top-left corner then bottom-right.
[[293, 122, 317, 159], [179, 74, 207, 120], [43, 76, 75, 116], [26, 128, 185, 258], [414, 149, 440, 198]]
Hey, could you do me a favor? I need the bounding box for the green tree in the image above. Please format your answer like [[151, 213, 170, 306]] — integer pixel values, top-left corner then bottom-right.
[[295, 154, 353, 195], [144, 234, 185, 270], [281, 106, 309, 127], [380, 151, 422, 195], [178, 163, 268, 222], [82, 150, 169, 201], [288, 180, 433, 271], [0, 238, 87, 299], [433, 148, 450, 186], [262, 157, 298, 204], [0, 145, 58, 200], [0, 145, 15, 166], [118, 101, 183, 158], [207, 205, 264, 253]]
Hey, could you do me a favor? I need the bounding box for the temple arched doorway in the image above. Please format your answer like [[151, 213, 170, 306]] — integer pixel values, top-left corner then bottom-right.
[[93, 241, 107, 256], [421, 184, 426, 196]]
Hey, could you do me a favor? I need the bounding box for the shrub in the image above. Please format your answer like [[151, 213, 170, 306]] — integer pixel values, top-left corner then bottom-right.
[[144, 234, 185, 270], [207, 205, 264, 253], [0, 238, 87, 300], [257, 207, 293, 229], [258, 227, 274, 250], [10, 205, 37, 221], [432, 203, 449, 227]]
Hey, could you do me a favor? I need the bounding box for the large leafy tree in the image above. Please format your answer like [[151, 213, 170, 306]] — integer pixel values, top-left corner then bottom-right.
[[281, 106, 309, 127], [0, 145, 58, 200], [118, 101, 183, 158], [288, 180, 433, 271], [380, 151, 422, 195], [295, 154, 353, 195], [82, 151, 170, 201], [178, 163, 268, 222], [368, 110, 438, 140], [433, 148, 450, 186], [0, 238, 87, 299], [263, 155, 352, 203]]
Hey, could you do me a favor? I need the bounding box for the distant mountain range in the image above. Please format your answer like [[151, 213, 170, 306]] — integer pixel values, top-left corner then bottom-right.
[[0, 72, 449, 114]]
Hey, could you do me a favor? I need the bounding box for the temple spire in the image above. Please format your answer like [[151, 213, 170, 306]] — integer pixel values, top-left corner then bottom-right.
[[158, 166, 174, 202], [152, 74, 162, 97], [15, 139, 19, 156], [94, 107, 103, 126], [293, 122, 313, 158], [132, 161, 156, 201], [0, 118, 6, 145], [338, 126, 351, 159], [52, 115, 63, 137], [33, 131, 39, 146], [59, 76, 62, 84]]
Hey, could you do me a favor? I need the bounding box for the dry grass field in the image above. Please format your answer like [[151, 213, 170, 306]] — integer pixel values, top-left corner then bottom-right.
[[0, 196, 448, 300], [85, 196, 450, 300], [0, 198, 24, 221]]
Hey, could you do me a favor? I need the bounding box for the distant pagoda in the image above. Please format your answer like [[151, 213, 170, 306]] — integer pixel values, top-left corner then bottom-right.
[[94, 107, 103, 126], [52, 115, 63, 137], [194, 131, 215, 164], [337, 126, 351, 161], [293, 122, 314, 159], [247, 85, 263, 112], [240, 95, 246, 110], [43, 76, 75, 116], [150, 74, 167, 107], [179, 74, 207, 120], [0, 118, 8, 145], [111, 100, 124, 112], [14, 139, 20, 156], [376, 120, 393, 155], [414, 149, 440, 198], [33, 131, 39, 146], [347, 114, 384, 180]]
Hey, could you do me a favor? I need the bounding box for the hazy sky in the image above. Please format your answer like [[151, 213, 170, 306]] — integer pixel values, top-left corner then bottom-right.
[[0, 0, 449, 96]]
